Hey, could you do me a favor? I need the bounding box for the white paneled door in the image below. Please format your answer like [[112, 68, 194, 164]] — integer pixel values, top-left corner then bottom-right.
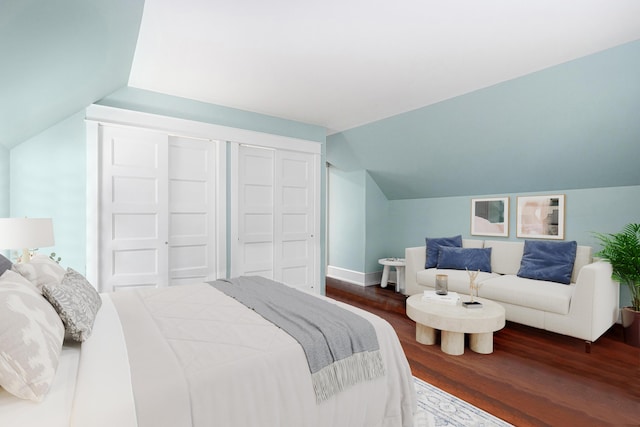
[[235, 145, 275, 279], [99, 125, 221, 292], [100, 125, 169, 292], [275, 149, 316, 290], [168, 136, 218, 286], [233, 144, 317, 292]]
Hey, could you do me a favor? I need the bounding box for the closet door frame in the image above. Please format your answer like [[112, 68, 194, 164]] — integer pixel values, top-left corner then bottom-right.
[[85, 104, 321, 290]]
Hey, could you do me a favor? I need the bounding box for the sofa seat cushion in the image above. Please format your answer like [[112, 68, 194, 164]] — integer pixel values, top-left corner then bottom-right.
[[416, 269, 500, 294], [479, 275, 573, 315]]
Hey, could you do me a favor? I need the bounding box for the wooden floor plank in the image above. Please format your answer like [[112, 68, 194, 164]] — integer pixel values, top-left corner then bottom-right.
[[325, 278, 640, 427]]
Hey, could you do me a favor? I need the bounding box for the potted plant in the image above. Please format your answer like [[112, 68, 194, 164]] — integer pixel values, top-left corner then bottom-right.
[[594, 223, 640, 347]]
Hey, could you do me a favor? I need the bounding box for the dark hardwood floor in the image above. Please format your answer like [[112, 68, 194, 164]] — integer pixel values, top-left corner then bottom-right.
[[326, 278, 640, 427]]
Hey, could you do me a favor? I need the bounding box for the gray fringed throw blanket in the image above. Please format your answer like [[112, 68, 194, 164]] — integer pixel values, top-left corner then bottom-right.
[[208, 276, 385, 402]]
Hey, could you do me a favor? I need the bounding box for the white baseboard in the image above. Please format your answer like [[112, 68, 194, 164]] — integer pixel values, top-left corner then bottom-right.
[[326, 265, 384, 287]]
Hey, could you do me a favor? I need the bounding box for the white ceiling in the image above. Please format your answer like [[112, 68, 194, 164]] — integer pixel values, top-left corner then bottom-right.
[[129, 0, 640, 134]]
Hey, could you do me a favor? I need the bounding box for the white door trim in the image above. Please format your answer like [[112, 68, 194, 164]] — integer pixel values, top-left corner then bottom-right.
[[86, 104, 321, 153]]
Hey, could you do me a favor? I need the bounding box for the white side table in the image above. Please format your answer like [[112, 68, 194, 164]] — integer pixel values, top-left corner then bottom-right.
[[378, 258, 406, 293]]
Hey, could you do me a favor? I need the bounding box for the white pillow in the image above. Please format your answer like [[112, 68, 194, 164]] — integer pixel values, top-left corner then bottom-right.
[[11, 254, 66, 292], [0, 270, 65, 401]]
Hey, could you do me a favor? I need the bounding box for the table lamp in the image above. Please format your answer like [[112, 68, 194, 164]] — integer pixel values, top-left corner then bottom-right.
[[0, 218, 55, 262]]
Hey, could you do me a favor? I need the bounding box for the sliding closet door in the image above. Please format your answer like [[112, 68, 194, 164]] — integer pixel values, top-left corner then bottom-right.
[[275, 149, 316, 291], [233, 144, 318, 293], [99, 125, 169, 292], [168, 136, 220, 285], [98, 125, 223, 292], [235, 145, 276, 279]]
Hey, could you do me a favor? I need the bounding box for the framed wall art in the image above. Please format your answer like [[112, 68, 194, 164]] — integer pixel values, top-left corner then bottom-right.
[[516, 194, 565, 240], [471, 197, 509, 237]]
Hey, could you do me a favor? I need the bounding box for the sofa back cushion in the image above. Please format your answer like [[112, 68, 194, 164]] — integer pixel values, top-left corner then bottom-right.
[[484, 241, 525, 275], [462, 239, 484, 248], [483, 239, 592, 283]]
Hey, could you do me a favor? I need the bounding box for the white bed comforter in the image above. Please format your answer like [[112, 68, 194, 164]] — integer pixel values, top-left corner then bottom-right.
[[1, 283, 416, 427]]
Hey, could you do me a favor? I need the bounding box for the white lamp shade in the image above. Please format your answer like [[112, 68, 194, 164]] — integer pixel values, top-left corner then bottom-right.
[[0, 218, 55, 250]]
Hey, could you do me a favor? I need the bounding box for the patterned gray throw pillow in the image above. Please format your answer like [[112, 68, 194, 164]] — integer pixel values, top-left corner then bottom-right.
[[0, 270, 65, 401], [42, 268, 102, 342]]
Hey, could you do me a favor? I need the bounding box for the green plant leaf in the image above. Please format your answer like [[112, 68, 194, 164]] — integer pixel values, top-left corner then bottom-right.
[[594, 223, 640, 311]]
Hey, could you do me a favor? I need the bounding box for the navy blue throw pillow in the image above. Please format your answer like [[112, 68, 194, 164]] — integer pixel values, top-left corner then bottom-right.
[[437, 247, 492, 273], [425, 235, 462, 268], [517, 240, 577, 285]]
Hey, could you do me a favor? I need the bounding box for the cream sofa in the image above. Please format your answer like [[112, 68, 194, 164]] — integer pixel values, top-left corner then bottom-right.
[[404, 239, 620, 345]]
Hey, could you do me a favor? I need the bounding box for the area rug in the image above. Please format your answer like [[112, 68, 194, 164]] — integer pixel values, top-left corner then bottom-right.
[[413, 376, 513, 427]]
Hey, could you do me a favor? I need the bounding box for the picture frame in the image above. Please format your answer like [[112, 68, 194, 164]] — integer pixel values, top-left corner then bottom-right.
[[516, 194, 565, 240], [471, 197, 509, 237]]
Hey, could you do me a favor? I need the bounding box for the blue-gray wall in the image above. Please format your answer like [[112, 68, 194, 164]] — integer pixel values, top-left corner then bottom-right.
[[327, 41, 640, 308], [328, 169, 366, 272], [386, 186, 640, 251], [10, 111, 86, 270], [327, 40, 640, 200], [0, 0, 145, 148], [365, 171, 391, 273], [0, 146, 9, 217], [328, 164, 638, 305], [385, 185, 639, 306]]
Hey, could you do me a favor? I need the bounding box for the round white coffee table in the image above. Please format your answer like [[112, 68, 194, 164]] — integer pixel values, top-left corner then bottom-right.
[[406, 294, 505, 355], [378, 258, 406, 292]]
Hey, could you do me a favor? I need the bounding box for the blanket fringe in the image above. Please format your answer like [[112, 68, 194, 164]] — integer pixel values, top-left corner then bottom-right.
[[312, 350, 385, 403]]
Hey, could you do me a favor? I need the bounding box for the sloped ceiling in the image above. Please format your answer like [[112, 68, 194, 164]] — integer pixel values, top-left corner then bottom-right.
[[129, 0, 640, 134], [0, 0, 144, 148]]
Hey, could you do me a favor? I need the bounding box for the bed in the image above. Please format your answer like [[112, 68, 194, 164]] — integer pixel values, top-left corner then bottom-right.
[[0, 259, 416, 427]]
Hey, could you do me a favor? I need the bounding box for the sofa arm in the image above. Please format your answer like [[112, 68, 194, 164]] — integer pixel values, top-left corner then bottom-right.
[[548, 261, 620, 342], [578, 261, 620, 338], [404, 246, 426, 295]]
